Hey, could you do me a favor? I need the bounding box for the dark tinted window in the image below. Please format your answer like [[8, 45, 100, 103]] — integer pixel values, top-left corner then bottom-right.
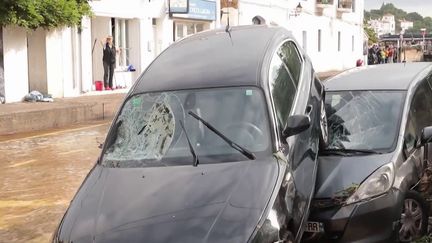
[[277, 41, 303, 85], [269, 51, 297, 130], [404, 80, 432, 151]]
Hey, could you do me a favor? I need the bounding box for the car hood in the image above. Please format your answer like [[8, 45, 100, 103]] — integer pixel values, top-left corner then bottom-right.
[[57, 159, 279, 243], [314, 153, 393, 199]]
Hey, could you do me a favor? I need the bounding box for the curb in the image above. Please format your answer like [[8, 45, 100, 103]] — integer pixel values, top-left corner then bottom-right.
[[0, 93, 126, 136]]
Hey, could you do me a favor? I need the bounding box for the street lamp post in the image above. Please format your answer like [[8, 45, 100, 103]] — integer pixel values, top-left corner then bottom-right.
[[421, 28, 427, 52]]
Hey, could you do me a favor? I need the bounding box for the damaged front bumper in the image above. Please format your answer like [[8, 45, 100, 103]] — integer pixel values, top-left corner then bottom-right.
[[303, 189, 403, 243]]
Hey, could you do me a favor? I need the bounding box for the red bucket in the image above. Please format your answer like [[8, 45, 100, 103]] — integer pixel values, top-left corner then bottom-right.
[[95, 81, 103, 91]]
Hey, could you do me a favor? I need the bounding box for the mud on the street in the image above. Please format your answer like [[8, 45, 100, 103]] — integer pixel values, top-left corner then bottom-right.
[[0, 121, 110, 242]]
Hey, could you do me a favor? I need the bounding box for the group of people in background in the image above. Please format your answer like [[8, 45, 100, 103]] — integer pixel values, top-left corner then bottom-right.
[[368, 44, 398, 65]]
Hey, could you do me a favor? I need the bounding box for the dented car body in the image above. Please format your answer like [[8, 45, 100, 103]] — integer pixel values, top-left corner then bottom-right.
[[53, 25, 326, 243], [304, 63, 432, 243]]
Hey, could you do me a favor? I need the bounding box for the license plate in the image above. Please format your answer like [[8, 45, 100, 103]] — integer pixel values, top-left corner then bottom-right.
[[305, 221, 324, 233]]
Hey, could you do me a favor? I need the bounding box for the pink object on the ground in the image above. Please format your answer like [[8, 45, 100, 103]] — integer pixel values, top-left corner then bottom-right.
[[95, 81, 103, 91]]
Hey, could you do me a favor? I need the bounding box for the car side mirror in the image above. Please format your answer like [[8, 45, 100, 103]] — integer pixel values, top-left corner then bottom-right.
[[421, 126, 432, 145], [282, 115, 311, 139]]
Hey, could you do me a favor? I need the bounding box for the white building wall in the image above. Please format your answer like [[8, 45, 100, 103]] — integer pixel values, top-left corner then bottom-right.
[[27, 28, 48, 93], [46, 29, 64, 97], [61, 28, 75, 98], [91, 17, 111, 84], [3, 27, 28, 102], [140, 17, 156, 70], [127, 18, 143, 82], [80, 17, 93, 93], [235, 0, 364, 72]]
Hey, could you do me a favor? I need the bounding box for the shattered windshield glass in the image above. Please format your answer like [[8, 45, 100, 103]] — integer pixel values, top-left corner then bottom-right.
[[325, 91, 405, 151], [102, 87, 272, 167]]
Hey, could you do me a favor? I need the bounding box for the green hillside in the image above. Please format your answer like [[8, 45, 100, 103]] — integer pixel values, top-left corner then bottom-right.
[[365, 3, 432, 34]]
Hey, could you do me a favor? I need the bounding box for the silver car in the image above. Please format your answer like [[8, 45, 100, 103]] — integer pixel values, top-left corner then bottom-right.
[[304, 63, 432, 242]]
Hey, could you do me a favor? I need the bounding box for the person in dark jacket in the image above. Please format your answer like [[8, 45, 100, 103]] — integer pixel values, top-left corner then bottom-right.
[[101, 36, 116, 90]]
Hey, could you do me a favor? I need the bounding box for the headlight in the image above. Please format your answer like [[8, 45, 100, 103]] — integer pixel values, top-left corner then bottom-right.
[[346, 162, 394, 204]]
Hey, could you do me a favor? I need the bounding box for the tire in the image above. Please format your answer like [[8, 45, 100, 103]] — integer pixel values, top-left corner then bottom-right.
[[318, 99, 329, 150], [399, 190, 429, 242]]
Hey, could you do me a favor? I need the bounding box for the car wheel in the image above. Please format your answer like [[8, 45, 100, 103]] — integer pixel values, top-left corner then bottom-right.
[[319, 99, 329, 150], [399, 191, 429, 242]]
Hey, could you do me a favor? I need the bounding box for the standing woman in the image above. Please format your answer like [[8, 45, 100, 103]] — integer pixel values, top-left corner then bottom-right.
[[101, 36, 116, 90]]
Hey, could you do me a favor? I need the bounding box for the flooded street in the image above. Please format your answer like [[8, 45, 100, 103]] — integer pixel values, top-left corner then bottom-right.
[[0, 121, 110, 242]]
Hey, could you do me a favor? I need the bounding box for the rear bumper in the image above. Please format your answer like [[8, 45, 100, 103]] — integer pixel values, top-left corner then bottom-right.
[[303, 189, 403, 243]]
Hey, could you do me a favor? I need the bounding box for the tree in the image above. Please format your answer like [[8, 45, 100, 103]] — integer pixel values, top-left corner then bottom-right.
[[364, 25, 378, 45], [406, 12, 423, 22], [0, 0, 92, 30]]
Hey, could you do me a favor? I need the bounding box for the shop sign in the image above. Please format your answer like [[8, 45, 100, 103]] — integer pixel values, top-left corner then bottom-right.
[[173, 0, 216, 21], [169, 0, 189, 14]]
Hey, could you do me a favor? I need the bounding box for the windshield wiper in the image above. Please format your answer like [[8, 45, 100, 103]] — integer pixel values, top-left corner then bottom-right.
[[188, 111, 256, 160], [321, 148, 382, 156], [179, 120, 199, 167]]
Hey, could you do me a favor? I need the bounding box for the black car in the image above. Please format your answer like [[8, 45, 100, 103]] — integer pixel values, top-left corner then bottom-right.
[[304, 63, 432, 242], [53, 25, 327, 243]]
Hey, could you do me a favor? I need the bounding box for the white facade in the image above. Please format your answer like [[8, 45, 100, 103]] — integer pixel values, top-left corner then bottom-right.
[[0, 0, 364, 103], [222, 0, 365, 72], [400, 20, 414, 33], [2, 27, 29, 103], [368, 14, 396, 36]]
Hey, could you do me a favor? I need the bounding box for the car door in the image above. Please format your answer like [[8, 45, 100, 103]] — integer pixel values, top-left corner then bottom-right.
[[403, 78, 432, 180], [268, 40, 316, 235]]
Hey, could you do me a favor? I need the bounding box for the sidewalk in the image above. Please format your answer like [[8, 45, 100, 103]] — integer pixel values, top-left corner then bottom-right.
[[0, 71, 344, 136], [318, 70, 344, 81], [0, 89, 128, 136]]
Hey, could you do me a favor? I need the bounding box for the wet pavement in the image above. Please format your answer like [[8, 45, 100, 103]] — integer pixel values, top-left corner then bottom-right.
[[0, 121, 111, 242]]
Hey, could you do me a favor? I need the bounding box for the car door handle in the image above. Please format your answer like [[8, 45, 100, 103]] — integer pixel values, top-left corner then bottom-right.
[[305, 105, 313, 116]]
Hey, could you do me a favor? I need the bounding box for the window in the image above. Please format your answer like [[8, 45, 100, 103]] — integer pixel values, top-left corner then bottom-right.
[[102, 87, 272, 167], [277, 41, 303, 86], [302, 31, 307, 51], [338, 31, 341, 52], [404, 80, 432, 152], [269, 51, 297, 130], [352, 0, 356, 12], [352, 35, 355, 52], [325, 91, 405, 151], [175, 22, 207, 41], [318, 29, 322, 52], [176, 23, 184, 39], [111, 18, 129, 67]]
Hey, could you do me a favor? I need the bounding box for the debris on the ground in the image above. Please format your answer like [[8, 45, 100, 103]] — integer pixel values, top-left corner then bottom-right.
[[332, 183, 359, 204], [24, 91, 53, 102]]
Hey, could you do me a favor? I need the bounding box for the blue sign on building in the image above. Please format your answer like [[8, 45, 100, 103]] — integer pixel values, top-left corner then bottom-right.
[[173, 0, 216, 21], [169, 0, 189, 14]]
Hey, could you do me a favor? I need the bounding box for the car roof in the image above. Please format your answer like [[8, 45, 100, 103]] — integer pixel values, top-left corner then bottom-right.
[[132, 25, 291, 94], [325, 63, 432, 91]]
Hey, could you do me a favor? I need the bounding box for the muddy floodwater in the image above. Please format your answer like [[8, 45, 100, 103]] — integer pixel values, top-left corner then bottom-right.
[[0, 121, 110, 242]]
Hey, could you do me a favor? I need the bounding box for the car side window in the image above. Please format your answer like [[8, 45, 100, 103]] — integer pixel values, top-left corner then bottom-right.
[[269, 44, 298, 133], [404, 79, 432, 152], [277, 41, 303, 86]]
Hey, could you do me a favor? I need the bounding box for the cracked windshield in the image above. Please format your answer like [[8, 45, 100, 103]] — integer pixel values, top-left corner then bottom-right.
[[325, 91, 405, 151], [103, 87, 271, 167]]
